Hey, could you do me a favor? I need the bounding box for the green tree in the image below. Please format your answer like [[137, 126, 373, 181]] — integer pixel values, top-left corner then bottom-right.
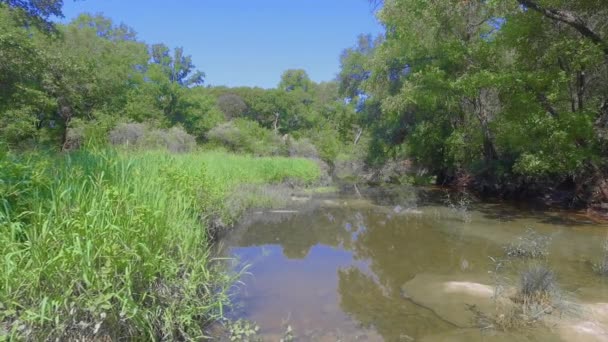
[[150, 43, 205, 87], [278, 69, 312, 92]]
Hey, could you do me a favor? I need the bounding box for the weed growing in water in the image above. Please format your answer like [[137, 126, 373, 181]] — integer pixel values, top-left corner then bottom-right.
[[280, 325, 295, 342], [593, 239, 608, 276], [472, 230, 571, 332], [504, 228, 552, 259], [225, 319, 261, 342], [443, 191, 472, 223], [519, 264, 555, 298]]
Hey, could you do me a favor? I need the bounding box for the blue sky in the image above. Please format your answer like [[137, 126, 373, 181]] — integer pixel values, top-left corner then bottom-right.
[[60, 0, 384, 89]]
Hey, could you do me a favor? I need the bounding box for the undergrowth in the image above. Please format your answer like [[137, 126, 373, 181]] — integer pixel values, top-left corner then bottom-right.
[[0, 148, 319, 340]]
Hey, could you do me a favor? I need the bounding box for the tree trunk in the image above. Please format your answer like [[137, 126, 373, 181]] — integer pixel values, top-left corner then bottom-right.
[[354, 127, 363, 145], [273, 113, 280, 134], [474, 92, 499, 164]]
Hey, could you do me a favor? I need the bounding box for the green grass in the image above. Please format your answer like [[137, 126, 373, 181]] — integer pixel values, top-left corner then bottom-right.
[[0, 148, 319, 340]]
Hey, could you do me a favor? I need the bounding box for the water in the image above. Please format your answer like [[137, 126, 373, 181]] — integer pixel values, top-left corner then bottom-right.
[[219, 186, 608, 341]]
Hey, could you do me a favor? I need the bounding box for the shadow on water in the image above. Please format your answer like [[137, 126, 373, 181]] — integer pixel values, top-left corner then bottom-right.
[[219, 185, 608, 341]]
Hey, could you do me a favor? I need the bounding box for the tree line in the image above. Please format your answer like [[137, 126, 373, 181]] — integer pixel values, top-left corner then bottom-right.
[[339, 0, 608, 204]]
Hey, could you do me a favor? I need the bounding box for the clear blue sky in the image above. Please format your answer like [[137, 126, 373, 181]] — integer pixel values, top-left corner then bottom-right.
[[60, 0, 384, 89]]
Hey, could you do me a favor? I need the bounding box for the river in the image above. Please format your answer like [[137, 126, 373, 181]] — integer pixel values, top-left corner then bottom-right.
[[218, 186, 608, 341]]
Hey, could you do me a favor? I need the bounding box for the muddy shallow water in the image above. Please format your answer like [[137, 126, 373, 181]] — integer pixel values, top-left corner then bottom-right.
[[219, 186, 608, 341]]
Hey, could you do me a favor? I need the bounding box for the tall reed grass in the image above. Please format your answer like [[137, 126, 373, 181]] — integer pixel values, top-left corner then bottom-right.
[[0, 148, 319, 340]]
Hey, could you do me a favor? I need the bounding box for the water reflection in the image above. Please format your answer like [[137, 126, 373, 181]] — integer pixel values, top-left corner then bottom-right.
[[221, 186, 608, 341]]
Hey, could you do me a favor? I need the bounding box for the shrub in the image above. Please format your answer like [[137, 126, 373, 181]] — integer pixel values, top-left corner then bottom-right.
[[109, 123, 196, 153], [142, 126, 196, 153], [108, 122, 147, 146], [287, 137, 318, 159], [206, 119, 286, 156], [309, 127, 340, 164], [217, 93, 247, 120]]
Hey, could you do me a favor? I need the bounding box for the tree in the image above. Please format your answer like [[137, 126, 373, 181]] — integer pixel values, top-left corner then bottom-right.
[[0, 0, 65, 30], [338, 34, 381, 99], [357, 0, 608, 197], [150, 44, 205, 87], [278, 69, 312, 92], [217, 93, 247, 120]]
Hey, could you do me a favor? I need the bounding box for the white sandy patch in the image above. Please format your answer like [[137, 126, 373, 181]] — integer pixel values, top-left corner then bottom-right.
[[443, 281, 494, 297]]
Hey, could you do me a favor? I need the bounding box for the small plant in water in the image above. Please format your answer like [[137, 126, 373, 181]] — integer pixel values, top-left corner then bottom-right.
[[505, 228, 551, 259], [280, 325, 295, 342], [474, 230, 568, 334], [519, 264, 555, 299], [226, 319, 261, 342], [593, 239, 608, 276], [443, 191, 472, 223]]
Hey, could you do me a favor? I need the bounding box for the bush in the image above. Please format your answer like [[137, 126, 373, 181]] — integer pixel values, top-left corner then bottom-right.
[[217, 93, 247, 120], [206, 119, 286, 156], [109, 123, 196, 153], [309, 127, 341, 164], [108, 122, 147, 146], [287, 137, 318, 159]]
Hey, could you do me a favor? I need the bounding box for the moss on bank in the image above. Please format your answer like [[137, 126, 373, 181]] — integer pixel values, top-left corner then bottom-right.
[[0, 148, 319, 340]]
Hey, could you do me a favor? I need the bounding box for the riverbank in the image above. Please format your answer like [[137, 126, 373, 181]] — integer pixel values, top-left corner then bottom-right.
[[0, 148, 320, 340]]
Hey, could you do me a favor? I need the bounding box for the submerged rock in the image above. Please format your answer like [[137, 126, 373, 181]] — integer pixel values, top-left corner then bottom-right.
[[558, 321, 608, 342], [400, 274, 495, 327]]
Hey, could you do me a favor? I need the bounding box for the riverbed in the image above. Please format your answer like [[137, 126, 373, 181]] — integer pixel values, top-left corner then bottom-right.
[[218, 186, 608, 341]]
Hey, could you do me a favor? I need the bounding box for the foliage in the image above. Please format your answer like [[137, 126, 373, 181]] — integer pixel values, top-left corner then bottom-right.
[[286, 136, 318, 159], [0, 148, 320, 340], [0, 0, 64, 30], [519, 264, 555, 298], [217, 93, 247, 120], [337, 0, 608, 197], [279, 69, 312, 92], [109, 123, 197, 153], [206, 119, 286, 156], [593, 239, 608, 276], [505, 228, 552, 259], [225, 319, 261, 342]]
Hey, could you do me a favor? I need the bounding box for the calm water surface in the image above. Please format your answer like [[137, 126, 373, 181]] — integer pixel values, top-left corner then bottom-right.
[[219, 186, 608, 341]]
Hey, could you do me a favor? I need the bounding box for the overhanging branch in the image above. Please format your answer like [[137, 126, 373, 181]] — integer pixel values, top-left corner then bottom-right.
[[517, 0, 608, 56]]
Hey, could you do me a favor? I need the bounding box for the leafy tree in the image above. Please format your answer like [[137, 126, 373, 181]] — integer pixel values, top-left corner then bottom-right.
[[150, 43, 205, 87], [0, 0, 66, 30], [278, 69, 312, 92], [217, 93, 247, 120]]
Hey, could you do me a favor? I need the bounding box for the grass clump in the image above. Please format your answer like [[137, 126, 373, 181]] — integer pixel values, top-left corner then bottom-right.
[[593, 239, 608, 276], [519, 265, 555, 298], [472, 263, 561, 332], [0, 148, 320, 340], [471, 230, 568, 332], [505, 228, 551, 259]]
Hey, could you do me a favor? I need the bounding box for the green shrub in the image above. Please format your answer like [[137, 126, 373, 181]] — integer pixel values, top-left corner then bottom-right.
[[286, 137, 318, 159], [205, 119, 286, 156], [109, 123, 196, 153]]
